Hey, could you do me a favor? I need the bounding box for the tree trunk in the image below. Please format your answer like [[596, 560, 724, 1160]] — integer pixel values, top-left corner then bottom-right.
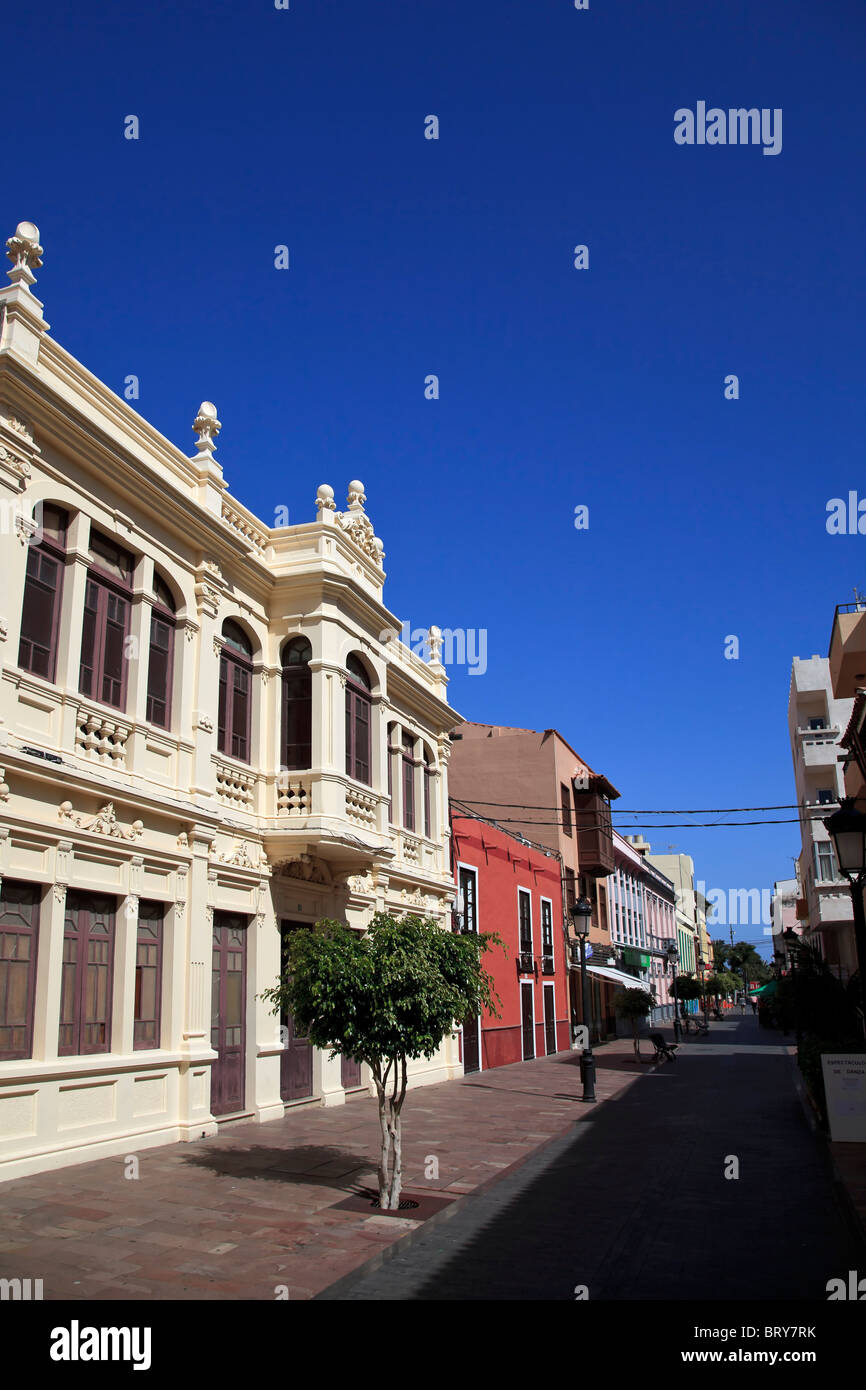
[[632, 1019, 641, 1060], [372, 1060, 394, 1208], [386, 1058, 408, 1209]]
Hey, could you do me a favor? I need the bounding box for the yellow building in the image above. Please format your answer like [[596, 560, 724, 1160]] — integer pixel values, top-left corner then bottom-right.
[[0, 222, 460, 1182]]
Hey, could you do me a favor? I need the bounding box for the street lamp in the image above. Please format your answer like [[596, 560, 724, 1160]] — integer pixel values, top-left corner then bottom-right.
[[570, 896, 596, 1103], [666, 940, 680, 1041], [825, 798, 866, 1030]]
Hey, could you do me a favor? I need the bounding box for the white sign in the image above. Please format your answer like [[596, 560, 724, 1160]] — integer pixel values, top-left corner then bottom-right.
[[821, 1054, 866, 1142]]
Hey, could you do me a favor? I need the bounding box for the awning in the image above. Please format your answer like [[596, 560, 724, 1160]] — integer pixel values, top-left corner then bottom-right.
[[749, 980, 777, 997], [584, 964, 654, 995]]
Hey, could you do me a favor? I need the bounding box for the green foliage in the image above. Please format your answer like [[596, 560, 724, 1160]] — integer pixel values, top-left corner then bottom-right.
[[726, 941, 771, 984], [711, 938, 729, 973], [672, 973, 701, 1001], [261, 912, 501, 1066], [613, 987, 655, 1020]]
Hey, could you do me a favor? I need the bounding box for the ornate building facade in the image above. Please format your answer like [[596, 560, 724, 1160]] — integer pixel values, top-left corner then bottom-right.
[[0, 222, 459, 1181]]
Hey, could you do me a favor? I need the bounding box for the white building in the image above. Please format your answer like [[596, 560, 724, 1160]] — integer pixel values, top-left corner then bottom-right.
[[787, 655, 855, 978], [0, 222, 461, 1182]]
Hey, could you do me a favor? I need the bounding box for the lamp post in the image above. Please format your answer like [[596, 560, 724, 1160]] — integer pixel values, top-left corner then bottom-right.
[[666, 940, 680, 1041], [570, 896, 596, 1103], [824, 798, 866, 1033]]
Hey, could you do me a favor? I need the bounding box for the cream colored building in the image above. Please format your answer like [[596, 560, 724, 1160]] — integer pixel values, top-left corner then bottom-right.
[[0, 223, 460, 1182]]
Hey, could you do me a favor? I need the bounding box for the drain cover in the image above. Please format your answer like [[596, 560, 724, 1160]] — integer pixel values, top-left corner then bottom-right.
[[370, 1197, 420, 1210]]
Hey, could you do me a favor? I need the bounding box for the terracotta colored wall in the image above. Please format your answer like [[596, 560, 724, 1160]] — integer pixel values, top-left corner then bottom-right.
[[452, 813, 570, 1071]]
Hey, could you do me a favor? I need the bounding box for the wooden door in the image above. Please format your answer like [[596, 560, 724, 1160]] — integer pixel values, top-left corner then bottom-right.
[[462, 1015, 480, 1073], [341, 1054, 362, 1089], [211, 913, 247, 1116], [543, 984, 556, 1055], [521, 982, 535, 1060], [280, 921, 314, 1101]]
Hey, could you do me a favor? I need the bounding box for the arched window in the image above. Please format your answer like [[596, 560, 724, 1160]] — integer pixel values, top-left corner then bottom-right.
[[146, 571, 176, 728], [281, 636, 312, 770], [401, 731, 416, 832], [18, 504, 68, 681], [79, 528, 134, 709], [423, 746, 434, 839], [345, 654, 372, 785], [218, 619, 253, 762]]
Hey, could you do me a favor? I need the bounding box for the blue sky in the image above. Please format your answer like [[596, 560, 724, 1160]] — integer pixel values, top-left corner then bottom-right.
[[5, 0, 866, 952]]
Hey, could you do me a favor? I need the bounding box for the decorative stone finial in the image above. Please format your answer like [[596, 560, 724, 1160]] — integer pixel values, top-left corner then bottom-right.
[[316, 484, 336, 512], [427, 625, 443, 664], [192, 401, 221, 454], [347, 480, 366, 511], [5, 222, 43, 284]]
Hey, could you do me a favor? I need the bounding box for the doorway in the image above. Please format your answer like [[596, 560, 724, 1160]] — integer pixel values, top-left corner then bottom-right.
[[279, 921, 314, 1102], [211, 912, 248, 1116]]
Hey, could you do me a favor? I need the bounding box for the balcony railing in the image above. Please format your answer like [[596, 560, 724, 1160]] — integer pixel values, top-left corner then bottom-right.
[[541, 954, 555, 975]]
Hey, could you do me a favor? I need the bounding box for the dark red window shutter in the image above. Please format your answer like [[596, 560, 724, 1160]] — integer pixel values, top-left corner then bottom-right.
[[146, 613, 173, 727], [353, 693, 371, 784], [19, 548, 62, 679], [78, 579, 99, 697], [134, 901, 163, 1050], [0, 881, 41, 1061], [281, 669, 311, 769], [218, 657, 228, 752], [402, 737, 415, 831], [101, 591, 128, 706], [231, 662, 250, 761]]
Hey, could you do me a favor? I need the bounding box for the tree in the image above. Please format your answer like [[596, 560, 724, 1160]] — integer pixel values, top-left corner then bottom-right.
[[261, 913, 499, 1209], [613, 986, 656, 1061], [726, 941, 771, 988], [711, 938, 729, 973]]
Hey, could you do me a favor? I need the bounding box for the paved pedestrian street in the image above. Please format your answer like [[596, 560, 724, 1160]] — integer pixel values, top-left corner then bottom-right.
[[319, 1017, 866, 1301], [1, 1016, 862, 1304]]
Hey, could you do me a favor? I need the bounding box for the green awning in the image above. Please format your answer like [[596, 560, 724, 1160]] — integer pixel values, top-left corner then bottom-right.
[[749, 981, 777, 997]]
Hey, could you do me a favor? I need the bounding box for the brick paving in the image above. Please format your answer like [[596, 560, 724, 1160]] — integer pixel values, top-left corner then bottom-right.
[[318, 1016, 866, 1301], [3, 1019, 863, 1301], [0, 1039, 647, 1301]]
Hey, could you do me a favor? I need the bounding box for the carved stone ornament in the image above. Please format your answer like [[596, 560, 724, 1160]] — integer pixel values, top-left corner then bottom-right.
[[334, 480, 385, 567], [58, 801, 144, 841], [0, 618, 8, 642], [192, 401, 221, 454], [275, 854, 330, 885], [0, 444, 31, 481], [346, 871, 373, 895], [0, 406, 33, 442], [0, 767, 9, 800], [53, 882, 67, 904], [218, 842, 268, 872], [197, 713, 214, 733], [5, 221, 43, 275]]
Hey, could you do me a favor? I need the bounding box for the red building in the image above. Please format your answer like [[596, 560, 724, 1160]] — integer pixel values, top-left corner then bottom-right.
[[451, 809, 571, 1071]]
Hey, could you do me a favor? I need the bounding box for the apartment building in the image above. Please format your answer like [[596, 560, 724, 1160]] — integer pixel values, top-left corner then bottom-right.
[[0, 222, 460, 1181], [447, 722, 619, 1042], [787, 655, 855, 979], [609, 832, 678, 1024]]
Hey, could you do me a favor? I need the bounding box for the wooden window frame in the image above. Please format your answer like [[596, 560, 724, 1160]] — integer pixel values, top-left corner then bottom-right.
[[0, 881, 41, 1061], [18, 509, 68, 682], [345, 658, 372, 786], [133, 900, 164, 1050], [59, 892, 116, 1056], [280, 637, 313, 771]]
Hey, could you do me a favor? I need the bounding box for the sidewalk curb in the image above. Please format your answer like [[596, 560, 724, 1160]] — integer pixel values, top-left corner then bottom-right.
[[788, 1050, 866, 1251]]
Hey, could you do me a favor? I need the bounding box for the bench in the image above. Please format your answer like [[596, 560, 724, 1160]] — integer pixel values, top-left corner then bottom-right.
[[650, 1032, 678, 1062]]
